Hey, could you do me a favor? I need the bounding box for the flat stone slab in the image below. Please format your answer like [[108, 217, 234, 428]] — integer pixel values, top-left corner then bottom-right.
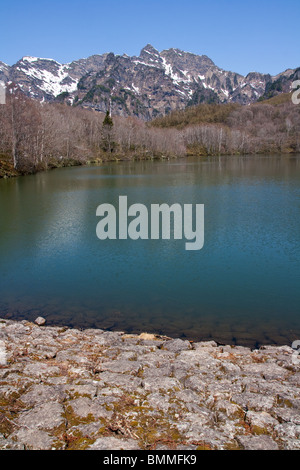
[[88, 436, 142, 450], [16, 402, 66, 431], [236, 435, 279, 450]]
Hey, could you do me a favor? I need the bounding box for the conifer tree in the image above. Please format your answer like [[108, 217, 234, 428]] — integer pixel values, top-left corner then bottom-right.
[[103, 110, 113, 128], [101, 110, 114, 152]]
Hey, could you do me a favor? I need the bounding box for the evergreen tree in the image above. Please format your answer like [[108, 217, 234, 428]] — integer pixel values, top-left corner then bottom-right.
[[103, 110, 113, 128], [101, 111, 114, 152]]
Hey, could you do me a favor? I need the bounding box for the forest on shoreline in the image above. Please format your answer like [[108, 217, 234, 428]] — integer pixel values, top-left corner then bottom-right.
[[0, 84, 300, 178]]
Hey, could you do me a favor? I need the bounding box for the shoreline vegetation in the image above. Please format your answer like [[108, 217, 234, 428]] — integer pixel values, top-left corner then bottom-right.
[[0, 317, 299, 450], [0, 85, 300, 179]]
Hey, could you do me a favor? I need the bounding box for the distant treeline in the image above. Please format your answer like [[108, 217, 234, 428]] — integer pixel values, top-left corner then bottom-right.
[[0, 85, 299, 177], [150, 94, 300, 156], [0, 84, 186, 177]]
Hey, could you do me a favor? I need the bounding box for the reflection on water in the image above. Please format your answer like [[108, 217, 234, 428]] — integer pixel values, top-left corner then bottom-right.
[[0, 155, 300, 348]]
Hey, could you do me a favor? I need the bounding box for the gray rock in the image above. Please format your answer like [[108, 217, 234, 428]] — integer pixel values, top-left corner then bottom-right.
[[274, 407, 300, 425], [65, 384, 97, 399], [245, 411, 278, 433], [98, 359, 142, 375], [0, 435, 25, 450], [163, 338, 192, 353], [88, 436, 141, 450], [141, 376, 182, 393], [34, 317, 46, 326], [147, 392, 172, 412], [274, 423, 300, 450], [23, 362, 61, 378], [178, 349, 221, 370], [179, 421, 231, 449], [231, 392, 276, 412], [21, 384, 67, 406], [73, 422, 103, 439], [142, 363, 173, 379], [17, 402, 66, 431], [241, 362, 289, 381], [184, 375, 207, 394], [11, 428, 60, 450], [213, 400, 244, 419], [236, 435, 279, 450], [98, 372, 143, 391], [67, 397, 113, 419]]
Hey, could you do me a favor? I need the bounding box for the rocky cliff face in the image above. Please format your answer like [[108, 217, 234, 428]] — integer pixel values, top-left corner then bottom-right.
[[1, 45, 299, 119]]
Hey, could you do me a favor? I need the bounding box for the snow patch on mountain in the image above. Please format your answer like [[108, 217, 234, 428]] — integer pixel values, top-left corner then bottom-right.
[[17, 59, 78, 97]]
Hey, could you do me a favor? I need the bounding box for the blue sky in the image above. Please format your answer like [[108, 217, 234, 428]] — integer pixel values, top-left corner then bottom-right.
[[1, 0, 299, 76]]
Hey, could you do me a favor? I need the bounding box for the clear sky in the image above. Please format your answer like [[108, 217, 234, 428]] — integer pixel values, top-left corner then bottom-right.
[[1, 0, 299, 76]]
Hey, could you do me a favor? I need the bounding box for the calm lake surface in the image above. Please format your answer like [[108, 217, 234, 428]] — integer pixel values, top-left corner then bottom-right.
[[0, 155, 299, 347]]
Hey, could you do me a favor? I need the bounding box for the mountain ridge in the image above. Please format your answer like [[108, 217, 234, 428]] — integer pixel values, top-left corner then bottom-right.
[[1, 45, 299, 120]]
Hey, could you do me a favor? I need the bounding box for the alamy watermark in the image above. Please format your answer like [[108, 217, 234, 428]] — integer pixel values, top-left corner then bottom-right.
[[96, 196, 204, 251], [0, 81, 5, 104], [292, 340, 300, 365], [292, 80, 300, 105]]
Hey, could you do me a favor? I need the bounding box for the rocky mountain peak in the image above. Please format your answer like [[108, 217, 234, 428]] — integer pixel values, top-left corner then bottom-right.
[[140, 44, 160, 57], [105, 52, 116, 65], [137, 44, 162, 67]]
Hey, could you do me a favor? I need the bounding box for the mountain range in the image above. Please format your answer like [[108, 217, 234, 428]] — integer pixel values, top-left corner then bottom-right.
[[1, 44, 299, 120]]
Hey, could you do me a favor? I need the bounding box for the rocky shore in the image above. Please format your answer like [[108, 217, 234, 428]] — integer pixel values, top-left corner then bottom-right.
[[0, 317, 299, 450]]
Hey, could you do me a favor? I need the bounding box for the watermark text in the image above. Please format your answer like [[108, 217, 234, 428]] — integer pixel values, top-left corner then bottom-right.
[[292, 80, 300, 105], [96, 196, 204, 251], [292, 340, 300, 364], [0, 81, 6, 104]]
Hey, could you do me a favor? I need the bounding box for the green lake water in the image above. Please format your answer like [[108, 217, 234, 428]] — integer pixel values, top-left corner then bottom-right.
[[0, 155, 299, 348]]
